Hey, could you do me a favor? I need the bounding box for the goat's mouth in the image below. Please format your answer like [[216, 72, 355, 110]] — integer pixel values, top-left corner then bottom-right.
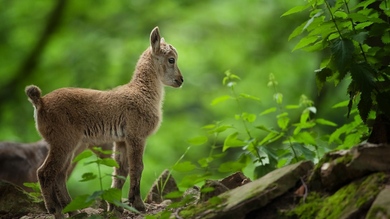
[[173, 77, 184, 88]]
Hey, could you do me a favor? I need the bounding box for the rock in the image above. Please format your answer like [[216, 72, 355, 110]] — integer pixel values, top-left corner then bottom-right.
[[145, 169, 180, 204], [199, 180, 229, 202], [309, 143, 390, 191], [179, 161, 314, 219], [199, 172, 251, 203], [182, 186, 201, 205], [0, 180, 46, 218], [289, 172, 387, 219], [219, 171, 251, 190], [366, 185, 390, 218]]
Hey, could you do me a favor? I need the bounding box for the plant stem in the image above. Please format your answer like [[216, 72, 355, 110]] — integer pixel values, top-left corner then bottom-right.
[[97, 158, 103, 191], [325, 0, 343, 39], [343, 0, 368, 62], [288, 138, 299, 163], [230, 85, 252, 139]]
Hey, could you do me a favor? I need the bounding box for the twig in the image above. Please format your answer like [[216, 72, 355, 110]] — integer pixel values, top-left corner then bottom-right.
[[300, 177, 309, 203]]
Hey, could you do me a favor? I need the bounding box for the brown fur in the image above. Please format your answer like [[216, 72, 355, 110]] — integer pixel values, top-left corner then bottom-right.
[[0, 140, 112, 191], [25, 27, 183, 218]]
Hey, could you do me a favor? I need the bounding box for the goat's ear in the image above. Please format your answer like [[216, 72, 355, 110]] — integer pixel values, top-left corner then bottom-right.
[[150, 26, 161, 54]]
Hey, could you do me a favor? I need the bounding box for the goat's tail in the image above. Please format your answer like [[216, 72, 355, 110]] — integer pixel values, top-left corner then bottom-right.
[[25, 85, 42, 107]]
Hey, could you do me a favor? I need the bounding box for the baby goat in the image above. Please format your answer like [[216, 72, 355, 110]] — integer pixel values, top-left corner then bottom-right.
[[25, 27, 183, 218]]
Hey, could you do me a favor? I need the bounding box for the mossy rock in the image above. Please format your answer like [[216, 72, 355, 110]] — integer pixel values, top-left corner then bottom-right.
[[0, 181, 46, 218], [287, 172, 387, 219]]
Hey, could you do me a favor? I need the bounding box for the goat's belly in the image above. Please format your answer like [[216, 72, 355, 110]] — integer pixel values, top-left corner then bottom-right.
[[82, 124, 126, 142]]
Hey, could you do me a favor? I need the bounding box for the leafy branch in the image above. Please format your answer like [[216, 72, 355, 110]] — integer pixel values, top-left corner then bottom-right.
[[283, 0, 390, 143]]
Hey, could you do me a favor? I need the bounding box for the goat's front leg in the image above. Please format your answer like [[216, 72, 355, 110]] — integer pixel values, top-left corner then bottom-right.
[[126, 137, 146, 211]]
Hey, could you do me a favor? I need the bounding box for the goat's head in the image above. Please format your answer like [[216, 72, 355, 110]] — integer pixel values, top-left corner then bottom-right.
[[150, 27, 183, 88]]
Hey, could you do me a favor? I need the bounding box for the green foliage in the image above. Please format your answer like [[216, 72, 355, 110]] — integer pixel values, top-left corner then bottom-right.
[[167, 72, 339, 188], [63, 147, 139, 215], [283, 0, 390, 123], [23, 182, 43, 203]]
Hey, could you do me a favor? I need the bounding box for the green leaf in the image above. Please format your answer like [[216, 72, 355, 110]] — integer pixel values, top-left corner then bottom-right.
[[357, 91, 372, 123], [293, 35, 320, 51], [352, 32, 369, 44], [218, 161, 246, 173], [164, 191, 183, 199], [205, 124, 233, 134], [288, 21, 306, 41], [211, 95, 232, 105], [200, 187, 215, 193], [351, 0, 376, 10], [259, 132, 284, 145], [253, 164, 275, 179], [198, 157, 213, 168], [329, 115, 363, 144], [223, 132, 245, 151], [331, 38, 355, 75], [255, 125, 277, 133], [63, 194, 94, 213], [293, 131, 317, 146], [187, 136, 208, 145], [240, 93, 261, 102], [277, 112, 290, 130], [355, 22, 374, 30], [281, 3, 311, 17], [98, 158, 119, 168], [209, 196, 223, 205], [316, 118, 337, 126], [350, 62, 376, 93], [86, 190, 104, 202], [73, 149, 94, 163], [292, 143, 316, 160], [332, 100, 349, 108], [260, 107, 277, 115], [381, 31, 390, 44], [23, 182, 41, 192], [92, 147, 114, 155], [112, 200, 140, 213], [380, 1, 390, 16], [315, 67, 333, 93], [300, 109, 311, 124], [173, 161, 196, 172], [202, 124, 216, 130], [334, 11, 348, 19], [101, 188, 122, 203], [274, 93, 283, 104], [80, 172, 97, 182], [285, 105, 300, 109], [241, 112, 257, 123], [304, 11, 324, 32]]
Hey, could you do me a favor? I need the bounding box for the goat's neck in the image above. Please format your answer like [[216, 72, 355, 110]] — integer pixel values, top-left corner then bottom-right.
[[130, 52, 164, 103]]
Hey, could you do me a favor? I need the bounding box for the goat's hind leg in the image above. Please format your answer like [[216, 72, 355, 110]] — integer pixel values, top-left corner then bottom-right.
[[109, 141, 129, 212], [37, 142, 75, 218]]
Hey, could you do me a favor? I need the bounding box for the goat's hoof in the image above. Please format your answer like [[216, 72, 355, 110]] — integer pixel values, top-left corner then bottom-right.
[[132, 201, 146, 212], [108, 203, 124, 213]]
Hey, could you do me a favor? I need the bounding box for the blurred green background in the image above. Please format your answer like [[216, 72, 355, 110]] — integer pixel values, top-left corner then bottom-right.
[[0, 0, 351, 198]]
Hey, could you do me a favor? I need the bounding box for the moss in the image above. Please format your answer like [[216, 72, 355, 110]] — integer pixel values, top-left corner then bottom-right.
[[179, 196, 226, 218], [367, 206, 389, 219], [284, 192, 326, 219], [288, 172, 387, 219]]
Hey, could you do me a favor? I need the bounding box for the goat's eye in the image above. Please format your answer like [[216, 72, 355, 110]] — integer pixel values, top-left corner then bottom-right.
[[168, 58, 175, 64]]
